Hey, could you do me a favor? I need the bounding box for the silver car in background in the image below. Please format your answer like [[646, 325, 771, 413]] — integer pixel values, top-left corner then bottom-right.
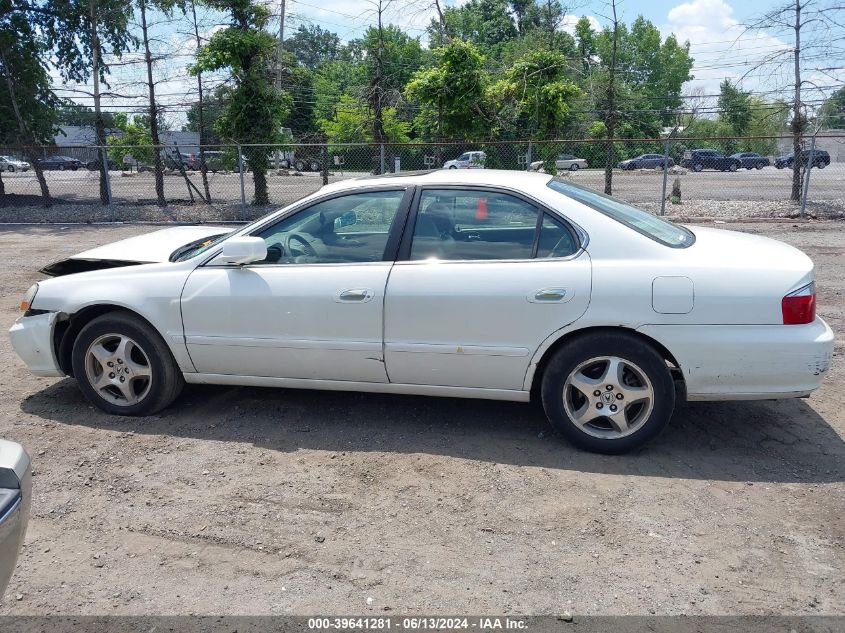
[[0, 440, 30, 598], [0, 156, 30, 173], [530, 153, 589, 172]]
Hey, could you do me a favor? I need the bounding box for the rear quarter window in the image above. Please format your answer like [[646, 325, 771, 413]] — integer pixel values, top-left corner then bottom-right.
[[547, 178, 695, 248]]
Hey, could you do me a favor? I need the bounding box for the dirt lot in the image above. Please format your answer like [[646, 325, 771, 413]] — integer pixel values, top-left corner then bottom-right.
[[0, 220, 842, 615]]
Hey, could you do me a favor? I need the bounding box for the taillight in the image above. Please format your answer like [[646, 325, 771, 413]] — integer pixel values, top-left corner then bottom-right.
[[782, 282, 816, 324]]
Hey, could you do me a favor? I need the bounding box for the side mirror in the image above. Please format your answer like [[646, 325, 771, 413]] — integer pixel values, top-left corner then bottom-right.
[[0, 440, 31, 600], [210, 236, 267, 266]]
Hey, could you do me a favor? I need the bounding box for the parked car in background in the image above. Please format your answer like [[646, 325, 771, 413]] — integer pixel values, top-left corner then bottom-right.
[[36, 155, 82, 171], [164, 154, 196, 171], [85, 158, 121, 171], [775, 149, 831, 169], [730, 152, 770, 170], [275, 152, 323, 172], [443, 151, 486, 169], [618, 154, 675, 170], [681, 149, 742, 172], [0, 439, 30, 599], [0, 156, 30, 173], [530, 154, 589, 172], [9, 170, 833, 454]]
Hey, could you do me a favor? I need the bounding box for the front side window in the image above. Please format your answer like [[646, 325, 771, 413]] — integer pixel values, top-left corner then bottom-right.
[[254, 190, 405, 264], [547, 178, 694, 248], [458, 153, 470, 161], [410, 189, 577, 261]]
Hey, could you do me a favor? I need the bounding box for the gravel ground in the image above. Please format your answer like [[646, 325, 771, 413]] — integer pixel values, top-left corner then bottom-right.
[[0, 221, 842, 616]]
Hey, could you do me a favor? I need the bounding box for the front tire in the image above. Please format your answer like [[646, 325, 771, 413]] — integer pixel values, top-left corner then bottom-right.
[[728, 163, 738, 172], [71, 312, 184, 416], [541, 333, 675, 454], [569, 164, 579, 171], [693, 163, 703, 172]]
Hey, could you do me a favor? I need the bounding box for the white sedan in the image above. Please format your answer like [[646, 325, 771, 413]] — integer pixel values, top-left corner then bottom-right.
[[9, 171, 834, 453], [530, 154, 589, 172]]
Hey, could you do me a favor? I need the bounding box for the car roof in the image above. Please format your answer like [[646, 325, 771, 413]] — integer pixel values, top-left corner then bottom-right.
[[335, 168, 553, 192]]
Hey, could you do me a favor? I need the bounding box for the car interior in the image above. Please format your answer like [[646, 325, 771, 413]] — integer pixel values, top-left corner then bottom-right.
[[409, 190, 578, 261]]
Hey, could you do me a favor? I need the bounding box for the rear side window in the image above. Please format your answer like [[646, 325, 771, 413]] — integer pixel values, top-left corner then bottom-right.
[[547, 178, 695, 248], [409, 189, 579, 261]]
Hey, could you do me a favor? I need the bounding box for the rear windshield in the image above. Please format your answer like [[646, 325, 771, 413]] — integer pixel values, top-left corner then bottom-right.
[[547, 178, 695, 248]]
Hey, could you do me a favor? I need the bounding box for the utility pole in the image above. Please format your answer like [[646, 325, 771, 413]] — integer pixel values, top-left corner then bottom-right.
[[603, 0, 618, 195], [791, 0, 803, 202], [276, 0, 285, 90], [190, 0, 211, 203], [140, 0, 165, 206], [89, 0, 109, 205]]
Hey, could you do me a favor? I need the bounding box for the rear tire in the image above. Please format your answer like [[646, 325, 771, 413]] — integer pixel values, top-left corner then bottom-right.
[[294, 159, 306, 172], [71, 311, 184, 416], [541, 332, 675, 454], [569, 164, 579, 171], [693, 163, 703, 172]]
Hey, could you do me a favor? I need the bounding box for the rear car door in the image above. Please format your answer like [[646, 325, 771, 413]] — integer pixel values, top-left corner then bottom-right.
[[384, 187, 591, 391], [181, 188, 412, 382]]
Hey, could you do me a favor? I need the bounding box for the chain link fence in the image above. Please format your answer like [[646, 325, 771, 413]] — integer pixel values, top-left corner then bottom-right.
[[0, 135, 842, 222]]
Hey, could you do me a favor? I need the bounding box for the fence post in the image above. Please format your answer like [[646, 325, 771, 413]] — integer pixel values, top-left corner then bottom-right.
[[237, 144, 246, 214], [660, 137, 670, 216], [526, 141, 532, 171], [321, 144, 328, 186], [101, 146, 113, 206], [800, 134, 816, 218], [379, 143, 385, 175]]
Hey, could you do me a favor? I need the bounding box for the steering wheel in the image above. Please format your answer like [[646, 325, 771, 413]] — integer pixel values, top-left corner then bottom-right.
[[285, 233, 318, 258]]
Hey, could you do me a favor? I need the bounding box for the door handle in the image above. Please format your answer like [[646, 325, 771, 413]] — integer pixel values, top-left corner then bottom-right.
[[336, 288, 374, 303], [529, 288, 570, 303]]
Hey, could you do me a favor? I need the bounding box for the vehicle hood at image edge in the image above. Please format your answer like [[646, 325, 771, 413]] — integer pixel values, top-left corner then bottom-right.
[[40, 225, 230, 276]]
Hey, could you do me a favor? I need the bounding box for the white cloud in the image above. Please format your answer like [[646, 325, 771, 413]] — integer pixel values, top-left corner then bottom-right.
[[664, 0, 791, 98], [559, 14, 601, 37]]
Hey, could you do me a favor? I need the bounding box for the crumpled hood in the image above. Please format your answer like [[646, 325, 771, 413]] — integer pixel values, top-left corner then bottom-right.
[[40, 225, 229, 277]]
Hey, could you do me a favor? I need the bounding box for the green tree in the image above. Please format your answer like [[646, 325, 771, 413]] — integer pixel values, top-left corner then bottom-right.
[[43, 0, 136, 204], [107, 114, 155, 165], [56, 105, 117, 128], [287, 24, 341, 70], [192, 0, 291, 205], [818, 86, 845, 129], [431, 0, 518, 51], [718, 79, 753, 138], [183, 86, 227, 145], [313, 60, 362, 125], [0, 0, 62, 203], [489, 49, 580, 171], [318, 94, 410, 145], [574, 16, 596, 75], [405, 39, 488, 141]]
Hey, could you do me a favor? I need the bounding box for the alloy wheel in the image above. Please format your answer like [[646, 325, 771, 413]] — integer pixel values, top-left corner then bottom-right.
[[85, 333, 152, 407], [562, 356, 655, 439]]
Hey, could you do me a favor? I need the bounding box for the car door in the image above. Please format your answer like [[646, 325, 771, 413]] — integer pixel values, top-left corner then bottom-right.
[[180, 188, 413, 383], [384, 187, 591, 391]]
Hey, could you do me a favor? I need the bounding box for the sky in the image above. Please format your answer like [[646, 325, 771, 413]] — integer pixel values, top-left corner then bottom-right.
[[51, 0, 845, 132]]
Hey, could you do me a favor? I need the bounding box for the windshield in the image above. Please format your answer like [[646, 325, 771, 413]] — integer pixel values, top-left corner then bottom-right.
[[547, 178, 695, 248], [169, 231, 234, 262]]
